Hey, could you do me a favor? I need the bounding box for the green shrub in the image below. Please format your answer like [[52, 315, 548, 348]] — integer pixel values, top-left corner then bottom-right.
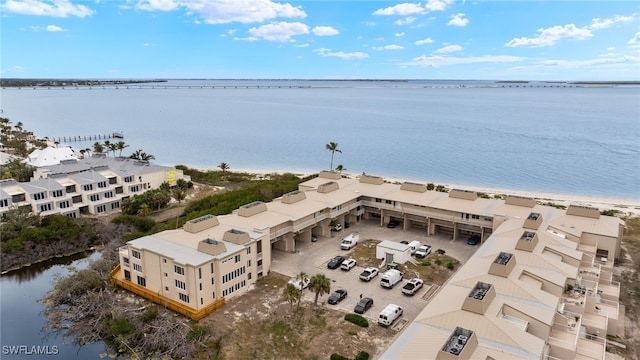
[[105, 316, 135, 337], [347, 330, 357, 336], [435, 248, 445, 255], [187, 324, 208, 341], [445, 260, 455, 270], [355, 351, 370, 360], [139, 307, 157, 323], [421, 260, 431, 267], [344, 313, 369, 328]]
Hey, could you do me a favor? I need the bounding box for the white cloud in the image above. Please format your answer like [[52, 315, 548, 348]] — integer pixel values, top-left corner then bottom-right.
[[629, 32, 640, 48], [447, 13, 468, 27], [435, 44, 462, 53], [590, 15, 635, 30], [136, 0, 307, 24], [425, 0, 454, 12], [1, 0, 94, 18], [373, 3, 426, 16], [505, 24, 593, 48], [372, 44, 404, 51], [395, 32, 405, 37], [395, 17, 416, 25], [220, 29, 237, 37], [535, 56, 640, 70], [312, 26, 339, 36], [401, 54, 525, 67], [46, 24, 65, 32], [294, 43, 309, 48], [314, 48, 369, 60], [248, 21, 309, 42], [415, 37, 434, 45]]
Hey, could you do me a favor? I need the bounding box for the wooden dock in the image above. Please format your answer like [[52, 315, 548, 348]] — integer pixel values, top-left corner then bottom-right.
[[53, 132, 123, 143]]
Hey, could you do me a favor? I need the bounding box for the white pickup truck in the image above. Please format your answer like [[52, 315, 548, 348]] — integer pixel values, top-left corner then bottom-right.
[[340, 232, 360, 250]]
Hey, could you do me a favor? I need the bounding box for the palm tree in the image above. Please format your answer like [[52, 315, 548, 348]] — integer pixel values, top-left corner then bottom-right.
[[138, 203, 151, 217], [325, 142, 342, 171], [93, 141, 104, 154], [218, 162, 230, 180], [172, 187, 186, 205], [335, 164, 346, 175], [115, 141, 129, 156], [282, 283, 301, 313], [308, 273, 331, 306], [295, 271, 309, 311]]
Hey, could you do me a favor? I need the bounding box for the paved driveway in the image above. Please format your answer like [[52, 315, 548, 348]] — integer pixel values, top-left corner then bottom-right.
[[269, 220, 478, 326]]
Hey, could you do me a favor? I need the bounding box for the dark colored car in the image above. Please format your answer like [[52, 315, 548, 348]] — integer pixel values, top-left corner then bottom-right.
[[327, 255, 346, 269], [467, 235, 480, 245], [354, 297, 374, 314], [327, 289, 348, 305], [387, 220, 400, 228]]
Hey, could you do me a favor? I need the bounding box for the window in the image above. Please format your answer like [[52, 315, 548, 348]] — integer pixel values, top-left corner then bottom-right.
[[199, 283, 202, 291], [235, 254, 241, 263], [59, 200, 70, 209], [211, 278, 215, 285], [133, 263, 142, 272], [137, 276, 146, 287], [33, 192, 45, 201], [246, 247, 251, 255], [165, 286, 169, 291], [130, 185, 140, 193], [0, 199, 8, 207], [124, 176, 133, 183], [179, 293, 189, 303], [198, 268, 202, 279], [96, 205, 106, 213], [83, 184, 93, 191], [89, 194, 100, 202], [174, 265, 185, 276], [123, 257, 129, 267], [210, 263, 214, 273], [111, 202, 120, 210], [248, 272, 252, 280], [104, 191, 113, 198], [97, 181, 107, 188], [175, 279, 186, 290], [132, 250, 141, 259], [52, 190, 63, 198], [39, 203, 52, 212], [247, 260, 251, 267]]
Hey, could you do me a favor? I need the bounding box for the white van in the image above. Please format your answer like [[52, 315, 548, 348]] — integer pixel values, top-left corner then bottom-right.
[[407, 240, 421, 255], [341, 232, 360, 250], [378, 304, 403, 327], [380, 269, 403, 288]]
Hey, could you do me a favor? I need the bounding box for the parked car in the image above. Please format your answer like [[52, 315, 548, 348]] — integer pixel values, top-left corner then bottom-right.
[[287, 277, 310, 290], [467, 235, 480, 246], [311, 235, 318, 242], [402, 278, 424, 296], [359, 267, 380, 281], [327, 289, 348, 305], [331, 223, 343, 232], [380, 269, 403, 289], [354, 297, 374, 314], [340, 232, 360, 250], [414, 244, 432, 258], [327, 255, 346, 269], [378, 304, 403, 327], [386, 220, 400, 228], [340, 258, 357, 271]]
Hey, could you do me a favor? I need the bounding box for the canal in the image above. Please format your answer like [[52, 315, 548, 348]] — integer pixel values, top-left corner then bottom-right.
[[0, 251, 110, 359]]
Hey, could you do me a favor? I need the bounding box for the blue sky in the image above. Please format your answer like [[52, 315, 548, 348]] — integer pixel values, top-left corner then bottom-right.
[[1, 0, 639, 80]]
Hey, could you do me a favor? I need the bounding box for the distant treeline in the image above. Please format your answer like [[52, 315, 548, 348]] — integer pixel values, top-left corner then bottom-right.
[[0, 79, 167, 87]]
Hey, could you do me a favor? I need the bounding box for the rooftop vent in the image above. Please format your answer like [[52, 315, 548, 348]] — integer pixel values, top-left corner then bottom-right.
[[523, 212, 543, 230], [317, 181, 339, 193], [566, 204, 600, 219], [505, 195, 536, 208], [318, 170, 342, 180], [184, 214, 220, 233], [60, 159, 78, 165], [400, 181, 427, 193], [448, 189, 478, 201], [489, 252, 516, 278], [462, 281, 496, 315], [282, 189, 306, 204], [358, 174, 384, 185], [197, 238, 227, 256], [436, 327, 478, 360], [223, 228, 251, 245], [238, 201, 267, 217], [516, 231, 538, 252]]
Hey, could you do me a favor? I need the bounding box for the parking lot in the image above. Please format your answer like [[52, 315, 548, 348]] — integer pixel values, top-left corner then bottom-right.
[[270, 220, 478, 328]]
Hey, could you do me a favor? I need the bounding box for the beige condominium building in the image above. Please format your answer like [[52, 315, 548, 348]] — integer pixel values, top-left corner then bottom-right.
[[0, 154, 189, 217], [114, 171, 624, 359]]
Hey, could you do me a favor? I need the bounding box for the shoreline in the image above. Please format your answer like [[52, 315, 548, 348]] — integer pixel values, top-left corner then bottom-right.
[[195, 166, 640, 217]]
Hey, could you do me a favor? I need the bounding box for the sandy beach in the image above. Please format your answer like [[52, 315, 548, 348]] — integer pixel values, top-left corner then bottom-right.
[[196, 167, 640, 217]]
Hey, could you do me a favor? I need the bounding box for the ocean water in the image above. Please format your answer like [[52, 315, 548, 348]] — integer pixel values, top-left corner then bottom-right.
[[1, 80, 638, 199]]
